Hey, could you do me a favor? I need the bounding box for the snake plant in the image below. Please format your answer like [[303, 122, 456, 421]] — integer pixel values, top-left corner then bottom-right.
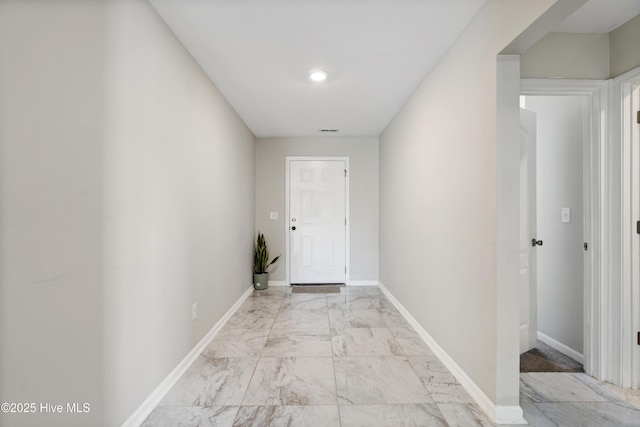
[[253, 232, 280, 274]]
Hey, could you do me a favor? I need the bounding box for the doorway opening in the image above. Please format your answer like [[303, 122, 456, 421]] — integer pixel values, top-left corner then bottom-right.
[[519, 79, 607, 380], [519, 94, 589, 373]]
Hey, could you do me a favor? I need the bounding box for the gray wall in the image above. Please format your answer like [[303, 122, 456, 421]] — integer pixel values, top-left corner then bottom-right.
[[610, 14, 640, 78], [0, 1, 256, 426], [255, 137, 379, 282], [521, 13, 640, 80], [520, 32, 610, 79], [379, 0, 556, 405], [0, 2, 107, 426], [103, 1, 255, 424], [525, 96, 584, 357]]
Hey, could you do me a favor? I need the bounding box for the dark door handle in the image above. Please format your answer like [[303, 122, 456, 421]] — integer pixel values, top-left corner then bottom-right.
[[291, 226, 296, 231], [531, 238, 543, 247]]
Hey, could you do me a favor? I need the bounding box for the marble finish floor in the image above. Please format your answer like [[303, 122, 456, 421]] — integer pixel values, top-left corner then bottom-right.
[[143, 286, 640, 426]]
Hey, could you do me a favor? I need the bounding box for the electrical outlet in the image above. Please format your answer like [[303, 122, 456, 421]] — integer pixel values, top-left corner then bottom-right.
[[192, 303, 197, 321]]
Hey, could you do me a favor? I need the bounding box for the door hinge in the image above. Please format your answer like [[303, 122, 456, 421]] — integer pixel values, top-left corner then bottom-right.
[[584, 242, 588, 251], [344, 169, 347, 177], [345, 266, 347, 274], [637, 220, 640, 235], [637, 331, 640, 346], [637, 110, 640, 124], [345, 218, 347, 226]]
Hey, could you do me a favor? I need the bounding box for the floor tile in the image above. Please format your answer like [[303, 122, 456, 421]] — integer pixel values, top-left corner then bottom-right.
[[249, 287, 290, 297], [331, 327, 402, 357], [437, 403, 494, 427], [391, 327, 434, 356], [242, 357, 336, 405], [364, 287, 384, 296], [272, 309, 329, 329], [341, 286, 369, 295], [281, 295, 328, 310], [520, 402, 559, 427], [327, 294, 375, 309], [425, 383, 474, 404], [232, 405, 340, 427], [203, 329, 269, 358], [335, 356, 432, 405], [262, 329, 332, 357], [601, 382, 640, 409], [409, 355, 458, 384], [380, 309, 411, 329], [225, 310, 275, 329], [370, 295, 396, 310], [161, 356, 257, 406], [338, 403, 447, 427], [534, 401, 640, 427], [328, 308, 386, 329], [520, 372, 611, 403], [142, 406, 238, 427], [144, 285, 640, 427], [236, 297, 283, 312]]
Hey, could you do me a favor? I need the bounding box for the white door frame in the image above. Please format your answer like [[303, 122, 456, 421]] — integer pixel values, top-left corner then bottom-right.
[[285, 156, 350, 286], [611, 66, 640, 388], [520, 78, 607, 379]]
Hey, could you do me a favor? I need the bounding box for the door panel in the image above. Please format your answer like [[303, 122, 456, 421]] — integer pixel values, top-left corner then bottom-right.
[[290, 160, 346, 284], [520, 109, 538, 354]]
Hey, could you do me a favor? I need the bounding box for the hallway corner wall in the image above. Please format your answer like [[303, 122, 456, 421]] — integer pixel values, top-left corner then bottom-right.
[[378, 0, 556, 413]]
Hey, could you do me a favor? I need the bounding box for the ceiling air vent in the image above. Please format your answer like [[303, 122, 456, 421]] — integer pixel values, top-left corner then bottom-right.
[[319, 129, 338, 133]]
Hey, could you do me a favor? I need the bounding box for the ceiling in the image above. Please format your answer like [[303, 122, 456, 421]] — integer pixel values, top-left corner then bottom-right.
[[150, 0, 640, 138], [553, 0, 640, 33], [149, 0, 486, 137]]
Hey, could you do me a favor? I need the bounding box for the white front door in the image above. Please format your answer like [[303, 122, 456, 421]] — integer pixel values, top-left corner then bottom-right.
[[289, 159, 347, 284], [520, 108, 538, 354]]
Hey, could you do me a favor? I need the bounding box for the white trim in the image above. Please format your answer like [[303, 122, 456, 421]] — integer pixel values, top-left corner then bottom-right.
[[267, 280, 287, 287], [348, 280, 380, 287], [376, 283, 522, 424], [520, 78, 607, 380], [285, 156, 350, 286], [496, 406, 528, 425], [537, 331, 585, 364], [612, 66, 640, 388], [121, 286, 254, 427]]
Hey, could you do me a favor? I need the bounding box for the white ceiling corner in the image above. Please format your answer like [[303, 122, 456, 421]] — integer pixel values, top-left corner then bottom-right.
[[149, 0, 639, 137]]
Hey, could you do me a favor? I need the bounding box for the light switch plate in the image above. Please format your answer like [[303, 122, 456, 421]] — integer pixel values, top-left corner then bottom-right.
[[270, 212, 278, 220], [561, 207, 571, 223]]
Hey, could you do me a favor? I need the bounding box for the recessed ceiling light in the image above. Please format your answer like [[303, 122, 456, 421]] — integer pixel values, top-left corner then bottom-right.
[[309, 70, 327, 82]]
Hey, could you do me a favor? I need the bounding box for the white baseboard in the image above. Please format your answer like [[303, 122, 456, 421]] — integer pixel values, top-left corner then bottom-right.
[[537, 331, 584, 364], [267, 280, 287, 287], [378, 282, 525, 425], [496, 406, 528, 424], [121, 285, 254, 427], [348, 280, 380, 287]]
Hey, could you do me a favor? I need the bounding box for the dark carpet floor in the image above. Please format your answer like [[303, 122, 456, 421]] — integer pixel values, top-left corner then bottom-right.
[[520, 340, 584, 373]]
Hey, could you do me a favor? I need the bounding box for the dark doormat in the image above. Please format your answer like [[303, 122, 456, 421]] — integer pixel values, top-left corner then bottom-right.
[[520, 340, 584, 373], [291, 284, 343, 294]]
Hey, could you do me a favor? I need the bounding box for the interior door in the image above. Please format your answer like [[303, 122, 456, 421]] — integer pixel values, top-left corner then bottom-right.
[[289, 160, 346, 284], [520, 108, 538, 354]]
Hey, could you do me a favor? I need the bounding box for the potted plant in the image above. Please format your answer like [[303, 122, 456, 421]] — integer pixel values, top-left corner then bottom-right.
[[253, 232, 279, 290]]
